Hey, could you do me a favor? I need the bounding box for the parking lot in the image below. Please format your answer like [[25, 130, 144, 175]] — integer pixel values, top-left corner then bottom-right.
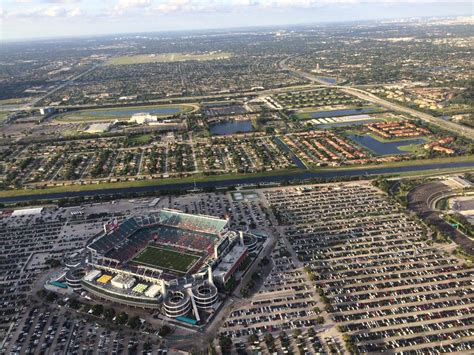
[[3, 304, 165, 355], [264, 182, 473, 353]]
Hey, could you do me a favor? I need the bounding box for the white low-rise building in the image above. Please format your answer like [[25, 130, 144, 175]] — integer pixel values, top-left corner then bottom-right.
[[111, 274, 135, 290], [129, 113, 158, 124]]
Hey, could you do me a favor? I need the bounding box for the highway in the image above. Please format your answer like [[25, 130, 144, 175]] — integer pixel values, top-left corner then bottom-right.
[[18, 64, 101, 110], [279, 57, 474, 140]]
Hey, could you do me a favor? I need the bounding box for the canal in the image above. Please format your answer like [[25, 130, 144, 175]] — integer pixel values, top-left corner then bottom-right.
[[1, 160, 473, 203]]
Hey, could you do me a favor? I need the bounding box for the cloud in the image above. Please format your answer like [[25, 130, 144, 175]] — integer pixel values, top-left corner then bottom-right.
[[155, 0, 219, 13], [3, 0, 472, 20], [113, 0, 152, 14], [13, 0, 82, 3], [43, 0, 83, 3], [6, 5, 83, 18]]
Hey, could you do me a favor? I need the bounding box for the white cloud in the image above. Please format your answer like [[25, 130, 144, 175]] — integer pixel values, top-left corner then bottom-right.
[[154, 0, 219, 13], [6, 4, 83, 18], [3, 0, 471, 20], [113, 0, 151, 14]]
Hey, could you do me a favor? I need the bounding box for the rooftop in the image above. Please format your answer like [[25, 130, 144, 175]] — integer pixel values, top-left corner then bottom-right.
[[214, 244, 248, 278]]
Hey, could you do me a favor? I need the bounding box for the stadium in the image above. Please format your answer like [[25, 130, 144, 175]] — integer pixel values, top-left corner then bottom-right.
[[81, 209, 248, 322]]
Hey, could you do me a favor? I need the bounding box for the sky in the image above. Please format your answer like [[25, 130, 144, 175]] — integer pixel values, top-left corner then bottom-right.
[[0, 0, 472, 41]]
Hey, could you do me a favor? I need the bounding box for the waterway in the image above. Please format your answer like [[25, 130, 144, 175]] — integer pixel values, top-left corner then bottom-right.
[[2, 161, 474, 203], [272, 137, 307, 169]]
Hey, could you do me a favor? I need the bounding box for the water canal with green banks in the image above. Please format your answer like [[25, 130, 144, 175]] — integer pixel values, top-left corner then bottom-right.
[[106, 52, 232, 65], [55, 104, 196, 123], [2, 156, 473, 201]]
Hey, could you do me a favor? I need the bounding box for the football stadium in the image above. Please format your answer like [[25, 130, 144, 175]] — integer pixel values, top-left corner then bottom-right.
[[81, 209, 249, 323]]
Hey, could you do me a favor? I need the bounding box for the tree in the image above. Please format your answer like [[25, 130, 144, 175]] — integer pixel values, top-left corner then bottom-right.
[[69, 299, 82, 310], [248, 334, 258, 344], [264, 333, 274, 345], [127, 315, 141, 330], [116, 312, 128, 325], [292, 329, 302, 339], [219, 335, 232, 353], [103, 308, 116, 321], [208, 343, 217, 355], [158, 325, 171, 337], [45, 292, 57, 303], [91, 304, 103, 317], [45, 258, 61, 268]]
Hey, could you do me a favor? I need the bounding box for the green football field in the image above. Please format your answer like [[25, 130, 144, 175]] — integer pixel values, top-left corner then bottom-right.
[[131, 246, 200, 273]]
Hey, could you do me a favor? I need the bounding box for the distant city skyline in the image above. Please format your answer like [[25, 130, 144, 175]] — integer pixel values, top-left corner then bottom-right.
[[0, 0, 472, 41]]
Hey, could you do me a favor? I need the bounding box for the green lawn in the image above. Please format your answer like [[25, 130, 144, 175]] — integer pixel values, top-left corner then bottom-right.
[[128, 134, 153, 145], [131, 246, 200, 273], [0, 97, 31, 105], [397, 143, 428, 155], [106, 52, 232, 65], [0, 111, 10, 122], [295, 106, 385, 120]]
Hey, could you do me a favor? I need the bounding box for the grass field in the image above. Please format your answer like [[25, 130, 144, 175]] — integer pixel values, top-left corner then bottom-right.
[[0, 97, 31, 105], [0, 111, 10, 122], [55, 104, 197, 123], [131, 246, 200, 273], [128, 134, 153, 145], [295, 106, 385, 120], [106, 52, 232, 65]]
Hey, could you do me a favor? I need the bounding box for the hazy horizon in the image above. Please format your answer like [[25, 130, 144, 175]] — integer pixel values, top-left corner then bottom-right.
[[1, 0, 472, 42]]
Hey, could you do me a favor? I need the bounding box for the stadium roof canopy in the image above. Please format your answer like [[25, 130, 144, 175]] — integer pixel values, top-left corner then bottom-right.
[[158, 209, 228, 235]]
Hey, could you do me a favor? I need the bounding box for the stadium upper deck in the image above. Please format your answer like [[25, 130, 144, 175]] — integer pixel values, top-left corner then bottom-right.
[[157, 209, 229, 236], [88, 218, 140, 255]]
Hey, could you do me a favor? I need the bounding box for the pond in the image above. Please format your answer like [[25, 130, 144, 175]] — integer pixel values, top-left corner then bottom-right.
[[88, 107, 183, 117], [308, 108, 381, 119], [209, 120, 253, 135], [348, 134, 427, 156]]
